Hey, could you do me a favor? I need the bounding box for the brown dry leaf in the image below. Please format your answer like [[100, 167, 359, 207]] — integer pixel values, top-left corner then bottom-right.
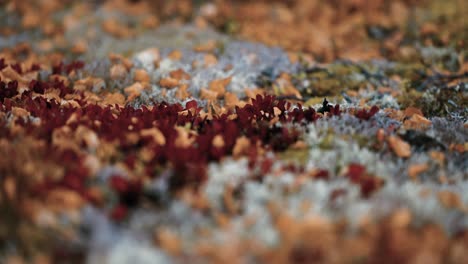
[[209, 77, 231, 96], [283, 85, 302, 99], [169, 69, 191, 80], [437, 191, 463, 210], [75, 125, 99, 150], [388, 136, 411, 158], [101, 93, 124, 106], [109, 53, 133, 70], [4, 177, 16, 200], [404, 107, 424, 117], [214, 212, 231, 229], [385, 109, 405, 121], [86, 186, 104, 205], [200, 88, 218, 101], [378, 86, 393, 94], [109, 64, 127, 80], [420, 22, 438, 35], [168, 50, 182, 60], [49, 74, 70, 86], [124, 82, 144, 101], [159, 77, 179, 88], [52, 126, 79, 151], [438, 175, 449, 184], [176, 84, 191, 100], [1, 66, 28, 83], [22, 12, 40, 29], [102, 18, 131, 38], [125, 132, 139, 144], [174, 127, 194, 148], [377, 128, 385, 142], [11, 107, 29, 118], [408, 163, 429, 180], [83, 91, 102, 104], [103, 0, 151, 15], [403, 114, 432, 130], [212, 135, 225, 148], [72, 40, 88, 54], [449, 143, 466, 153], [204, 53, 218, 67], [194, 16, 208, 29], [133, 69, 151, 83], [244, 88, 264, 99], [192, 194, 210, 212], [347, 90, 359, 97], [272, 106, 282, 117], [232, 136, 250, 158], [84, 155, 101, 177], [155, 229, 181, 256], [429, 150, 445, 165], [42, 21, 56, 36], [193, 40, 217, 52], [142, 15, 159, 28], [74, 77, 105, 91], [43, 88, 62, 102], [47, 188, 84, 212], [390, 208, 412, 228], [139, 147, 155, 162], [141, 128, 166, 145], [291, 140, 307, 149]]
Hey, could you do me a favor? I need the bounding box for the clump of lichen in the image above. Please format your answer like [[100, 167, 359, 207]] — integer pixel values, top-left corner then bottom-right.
[[292, 61, 381, 97], [427, 85, 466, 117], [398, 74, 467, 117]]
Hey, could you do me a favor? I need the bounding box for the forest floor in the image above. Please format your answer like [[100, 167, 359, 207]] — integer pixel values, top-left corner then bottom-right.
[[0, 0, 467, 263]]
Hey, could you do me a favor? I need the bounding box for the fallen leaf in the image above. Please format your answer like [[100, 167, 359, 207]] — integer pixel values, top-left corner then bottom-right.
[[159, 77, 179, 88], [212, 135, 225, 148], [110, 64, 127, 80], [169, 69, 191, 80], [193, 40, 217, 52], [407, 163, 429, 179], [209, 77, 231, 96], [438, 191, 463, 209], [134, 69, 151, 83], [388, 136, 411, 158], [141, 128, 166, 145], [168, 50, 182, 60]]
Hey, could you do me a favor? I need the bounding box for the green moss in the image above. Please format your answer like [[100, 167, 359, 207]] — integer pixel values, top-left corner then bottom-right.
[[278, 148, 309, 166], [222, 19, 240, 35], [398, 82, 467, 117], [319, 134, 335, 150], [423, 86, 467, 116], [384, 63, 426, 80], [293, 62, 373, 97]]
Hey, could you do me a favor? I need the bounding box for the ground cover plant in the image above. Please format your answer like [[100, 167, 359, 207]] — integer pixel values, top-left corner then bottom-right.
[[0, 0, 467, 263]]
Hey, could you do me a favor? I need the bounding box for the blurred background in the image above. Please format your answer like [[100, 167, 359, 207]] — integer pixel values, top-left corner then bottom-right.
[[1, 0, 466, 63]]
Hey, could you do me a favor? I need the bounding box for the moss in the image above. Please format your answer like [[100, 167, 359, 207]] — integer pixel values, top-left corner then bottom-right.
[[293, 62, 373, 97], [422, 85, 467, 116], [319, 133, 335, 150], [222, 19, 240, 35], [397, 86, 423, 109], [278, 148, 310, 166], [398, 82, 467, 117], [304, 97, 330, 107], [384, 63, 426, 80], [342, 134, 375, 149]]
